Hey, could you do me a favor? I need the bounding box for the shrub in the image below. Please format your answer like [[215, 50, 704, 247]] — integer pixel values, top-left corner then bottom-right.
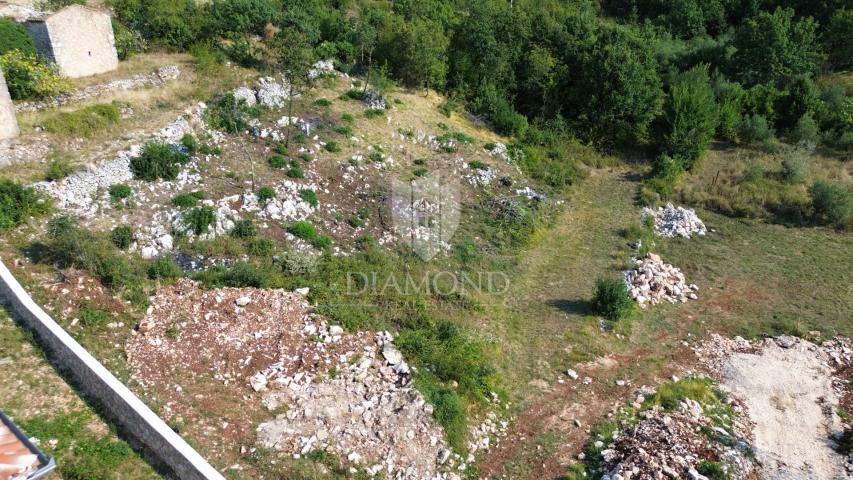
[[78, 303, 111, 328], [209, 0, 276, 36], [180, 133, 198, 154], [288, 220, 316, 240], [299, 189, 318, 207], [314, 98, 331, 106], [323, 141, 341, 153], [413, 167, 429, 177], [109, 184, 132, 201], [256, 186, 276, 202], [246, 237, 274, 256], [110, 225, 134, 250], [810, 181, 852, 227], [197, 262, 274, 288], [789, 114, 819, 146], [696, 461, 729, 480], [43, 103, 121, 138], [148, 257, 182, 280], [341, 113, 354, 123], [171, 191, 204, 208], [112, 21, 143, 60], [44, 157, 74, 181], [780, 150, 809, 184], [591, 277, 634, 321], [185, 206, 215, 235], [468, 160, 487, 170], [274, 143, 288, 155], [268, 155, 287, 169], [189, 41, 226, 74], [286, 162, 305, 179], [130, 143, 190, 181], [281, 250, 318, 275], [230, 219, 256, 239], [0, 178, 52, 230], [334, 126, 352, 136], [0, 19, 36, 56], [0, 50, 72, 100], [739, 114, 774, 144], [204, 93, 257, 134], [312, 235, 332, 250]]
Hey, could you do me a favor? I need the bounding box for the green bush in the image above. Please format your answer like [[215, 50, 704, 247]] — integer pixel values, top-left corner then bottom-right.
[[43, 103, 121, 138], [314, 98, 332, 106], [185, 206, 215, 235], [810, 180, 852, 227], [299, 189, 318, 207], [148, 257, 182, 280], [209, 0, 276, 36], [739, 114, 774, 144], [180, 133, 198, 154], [268, 155, 287, 169], [0, 178, 52, 230], [661, 64, 718, 169], [112, 20, 143, 60], [323, 141, 341, 153], [0, 19, 36, 56], [789, 114, 820, 146], [77, 303, 111, 328], [195, 262, 275, 288], [591, 277, 634, 321], [110, 225, 134, 250], [696, 461, 730, 480], [230, 219, 256, 238], [468, 160, 487, 170], [0, 50, 72, 100], [44, 157, 75, 181], [171, 191, 204, 208], [256, 186, 276, 202], [780, 150, 809, 184], [286, 162, 305, 179], [204, 93, 258, 134], [130, 143, 190, 181], [109, 184, 132, 201], [287, 220, 316, 240], [246, 237, 274, 256], [281, 250, 318, 275]]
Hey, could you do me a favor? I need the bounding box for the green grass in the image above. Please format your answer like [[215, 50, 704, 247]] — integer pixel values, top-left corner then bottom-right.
[[42, 103, 121, 138]]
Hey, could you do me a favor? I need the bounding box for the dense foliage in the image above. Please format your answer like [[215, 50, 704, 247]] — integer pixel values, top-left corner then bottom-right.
[[0, 19, 37, 56], [0, 50, 73, 100]]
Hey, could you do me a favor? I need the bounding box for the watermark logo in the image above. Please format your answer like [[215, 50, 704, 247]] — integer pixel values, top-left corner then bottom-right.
[[391, 170, 460, 261]]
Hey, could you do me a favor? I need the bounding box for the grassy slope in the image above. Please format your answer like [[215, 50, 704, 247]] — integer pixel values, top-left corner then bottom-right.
[[478, 166, 852, 478]]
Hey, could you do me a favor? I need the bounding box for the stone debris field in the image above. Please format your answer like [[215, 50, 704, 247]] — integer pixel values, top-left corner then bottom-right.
[[126, 280, 496, 479]]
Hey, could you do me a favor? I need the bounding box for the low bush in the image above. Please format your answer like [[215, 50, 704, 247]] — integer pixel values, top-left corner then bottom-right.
[[44, 157, 75, 181], [204, 93, 258, 134], [281, 250, 318, 275], [112, 20, 143, 60], [230, 219, 257, 238], [780, 150, 809, 184], [334, 126, 352, 136], [299, 189, 318, 207], [413, 167, 428, 177], [110, 225, 134, 250], [0, 50, 72, 100], [180, 133, 198, 154], [789, 114, 820, 146], [314, 98, 331, 106], [195, 262, 276, 288], [148, 257, 182, 280], [130, 143, 190, 181], [268, 155, 287, 169], [185, 206, 216, 235], [0, 178, 52, 229], [171, 191, 204, 208], [323, 141, 340, 153], [246, 237, 274, 256], [0, 19, 36, 56], [468, 160, 487, 170], [287, 220, 316, 240], [109, 184, 132, 201], [591, 277, 633, 321], [286, 162, 305, 179], [43, 103, 121, 138], [810, 181, 852, 228], [739, 114, 774, 144], [516, 144, 584, 189], [256, 186, 276, 202]]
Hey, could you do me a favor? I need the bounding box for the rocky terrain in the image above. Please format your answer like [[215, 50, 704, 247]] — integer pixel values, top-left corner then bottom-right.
[[126, 280, 501, 479]]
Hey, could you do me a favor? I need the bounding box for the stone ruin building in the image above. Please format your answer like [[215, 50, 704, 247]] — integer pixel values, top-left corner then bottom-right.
[[0, 68, 18, 140]]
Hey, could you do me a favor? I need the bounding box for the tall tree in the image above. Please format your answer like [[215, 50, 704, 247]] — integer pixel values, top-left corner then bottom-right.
[[661, 64, 718, 169], [273, 27, 314, 149]]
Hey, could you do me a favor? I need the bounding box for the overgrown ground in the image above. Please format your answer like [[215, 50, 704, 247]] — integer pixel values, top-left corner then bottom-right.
[[1, 52, 851, 479]]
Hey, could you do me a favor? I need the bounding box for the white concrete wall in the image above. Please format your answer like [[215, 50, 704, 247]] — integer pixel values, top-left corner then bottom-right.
[[0, 261, 224, 480], [45, 6, 118, 78], [0, 68, 19, 140]]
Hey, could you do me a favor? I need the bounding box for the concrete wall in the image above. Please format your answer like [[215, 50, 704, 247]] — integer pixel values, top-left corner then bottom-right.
[[0, 68, 19, 140], [29, 6, 118, 78], [0, 261, 224, 480]]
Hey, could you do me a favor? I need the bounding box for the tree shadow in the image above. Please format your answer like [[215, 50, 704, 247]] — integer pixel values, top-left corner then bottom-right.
[[546, 299, 593, 316]]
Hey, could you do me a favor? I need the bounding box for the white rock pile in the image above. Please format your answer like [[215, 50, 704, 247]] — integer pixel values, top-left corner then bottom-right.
[[308, 59, 336, 80], [256, 77, 292, 108], [642, 203, 707, 238], [624, 253, 698, 307]]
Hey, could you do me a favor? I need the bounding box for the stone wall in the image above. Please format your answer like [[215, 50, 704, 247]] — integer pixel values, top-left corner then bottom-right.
[[0, 261, 224, 480], [0, 68, 19, 140]]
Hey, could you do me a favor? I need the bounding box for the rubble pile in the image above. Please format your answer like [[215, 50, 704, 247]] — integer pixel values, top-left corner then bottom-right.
[[127, 280, 462, 479], [256, 77, 292, 108], [363, 90, 387, 110], [308, 59, 336, 80], [642, 203, 707, 238], [16, 66, 181, 113], [624, 253, 698, 307], [600, 398, 756, 480]]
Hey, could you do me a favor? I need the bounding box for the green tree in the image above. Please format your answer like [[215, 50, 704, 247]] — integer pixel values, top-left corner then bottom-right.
[[273, 27, 314, 149], [661, 64, 718, 169], [209, 0, 275, 36], [825, 9, 853, 70], [0, 19, 36, 56], [731, 7, 822, 87], [380, 18, 449, 89]]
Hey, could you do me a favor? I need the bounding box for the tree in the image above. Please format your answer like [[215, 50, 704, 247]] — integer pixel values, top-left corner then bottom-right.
[[731, 7, 822, 87], [0, 19, 37, 56], [273, 27, 314, 149], [825, 9, 853, 71], [661, 64, 718, 169], [569, 25, 663, 147], [379, 18, 449, 90], [209, 0, 276, 36]]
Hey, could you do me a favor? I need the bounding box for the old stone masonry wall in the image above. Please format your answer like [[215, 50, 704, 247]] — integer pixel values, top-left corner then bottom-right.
[[0, 68, 19, 140]]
